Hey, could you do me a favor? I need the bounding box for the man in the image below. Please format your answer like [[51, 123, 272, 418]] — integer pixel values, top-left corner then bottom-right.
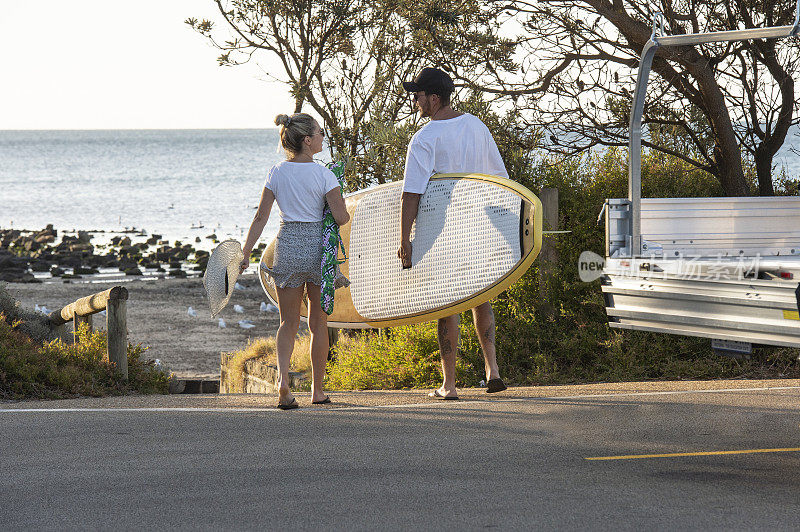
[[397, 67, 508, 400]]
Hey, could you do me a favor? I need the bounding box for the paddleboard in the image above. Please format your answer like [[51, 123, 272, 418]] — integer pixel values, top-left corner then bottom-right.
[[258, 173, 542, 328]]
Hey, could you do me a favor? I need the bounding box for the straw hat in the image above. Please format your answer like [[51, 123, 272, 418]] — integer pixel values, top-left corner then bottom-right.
[[203, 240, 245, 317]]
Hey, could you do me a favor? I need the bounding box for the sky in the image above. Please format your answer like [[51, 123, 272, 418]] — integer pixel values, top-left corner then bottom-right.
[[0, 1, 295, 129]]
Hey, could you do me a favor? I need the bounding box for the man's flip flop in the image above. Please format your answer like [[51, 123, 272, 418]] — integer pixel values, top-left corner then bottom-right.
[[277, 398, 299, 410], [486, 378, 507, 393], [312, 397, 331, 405], [428, 390, 459, 400]]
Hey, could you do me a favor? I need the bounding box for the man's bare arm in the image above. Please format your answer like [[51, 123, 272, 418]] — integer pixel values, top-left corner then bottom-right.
[[398, 192, 421, 268]]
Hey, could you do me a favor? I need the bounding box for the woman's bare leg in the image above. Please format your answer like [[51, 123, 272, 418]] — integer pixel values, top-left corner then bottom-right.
[[305, 283, 329, 402], [275, 285, 304, 405]]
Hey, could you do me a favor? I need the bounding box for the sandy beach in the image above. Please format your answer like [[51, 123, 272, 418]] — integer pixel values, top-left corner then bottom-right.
[[4, 272, 283, 378]]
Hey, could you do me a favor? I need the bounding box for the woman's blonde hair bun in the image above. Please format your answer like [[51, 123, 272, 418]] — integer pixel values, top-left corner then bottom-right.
[[274, 112, 316, 156]]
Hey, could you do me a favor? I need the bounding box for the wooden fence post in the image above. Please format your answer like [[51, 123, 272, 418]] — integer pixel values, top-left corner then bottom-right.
[[539, 188, 559, 319], [49, 286, 129, 380], [327, 327, 339, 361], [73, 314, 92, 341], [107, 296, 128, 380], [540, 188, 559, 263]]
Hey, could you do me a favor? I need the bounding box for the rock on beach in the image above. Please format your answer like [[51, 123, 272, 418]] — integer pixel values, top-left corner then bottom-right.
[[0, 225, 209, 283]]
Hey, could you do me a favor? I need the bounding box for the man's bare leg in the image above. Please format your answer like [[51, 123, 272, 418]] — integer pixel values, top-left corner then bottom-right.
[[472, 301, 501, 383], [435, 314, 460, 397]]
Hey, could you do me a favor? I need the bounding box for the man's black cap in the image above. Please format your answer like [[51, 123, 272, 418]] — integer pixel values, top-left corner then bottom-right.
[[402, 67, 455, 95]]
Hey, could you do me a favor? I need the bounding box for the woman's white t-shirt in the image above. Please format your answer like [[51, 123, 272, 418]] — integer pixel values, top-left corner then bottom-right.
[[264, 161, 340, 222], [402, 113, 508, 194]]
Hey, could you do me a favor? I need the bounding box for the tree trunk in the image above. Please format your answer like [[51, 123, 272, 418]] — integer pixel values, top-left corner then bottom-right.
[[712, 136, 749, 197], [754, 147, 776, 196], [687, 65, 750, 196]]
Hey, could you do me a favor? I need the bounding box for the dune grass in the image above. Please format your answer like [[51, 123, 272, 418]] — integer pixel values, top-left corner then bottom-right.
[[0, 282, 170, 400], [229, 334, 313, 373], [0, 318, 170, 400], [222, 333, 313, 392]]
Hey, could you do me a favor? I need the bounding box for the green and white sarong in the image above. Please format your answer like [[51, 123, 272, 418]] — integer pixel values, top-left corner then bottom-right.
[[321, 161, 349, 315]]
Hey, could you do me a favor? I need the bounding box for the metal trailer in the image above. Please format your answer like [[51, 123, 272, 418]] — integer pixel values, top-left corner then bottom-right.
[[602, 3, 800, 353]]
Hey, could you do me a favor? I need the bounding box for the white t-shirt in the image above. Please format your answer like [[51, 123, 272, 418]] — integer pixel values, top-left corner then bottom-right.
[[402, 113, 508, 194], [264, 161, 340, 222]]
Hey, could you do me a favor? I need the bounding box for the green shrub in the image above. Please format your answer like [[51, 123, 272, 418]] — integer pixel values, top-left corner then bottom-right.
[[0, 317, 169, 400], [325, 324, 475, 390], [325, 148, 800, 389]]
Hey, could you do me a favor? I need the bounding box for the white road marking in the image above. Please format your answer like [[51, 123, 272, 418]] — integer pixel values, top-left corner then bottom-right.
[[1, 385, 798, 414]]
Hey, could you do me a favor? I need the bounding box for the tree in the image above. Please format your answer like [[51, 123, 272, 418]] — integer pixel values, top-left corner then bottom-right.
[[187, 0, 387, 188], [188, 0, 515, 188], [474, 0, 800, 196]]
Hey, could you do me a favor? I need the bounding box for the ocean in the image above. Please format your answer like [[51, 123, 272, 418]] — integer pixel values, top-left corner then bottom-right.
[[0, 129, 298, 249], [2, 128, 799, 251]]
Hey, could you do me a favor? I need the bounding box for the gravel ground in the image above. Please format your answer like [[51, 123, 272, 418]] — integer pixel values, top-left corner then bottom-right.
[[3, 272, 283, 378]]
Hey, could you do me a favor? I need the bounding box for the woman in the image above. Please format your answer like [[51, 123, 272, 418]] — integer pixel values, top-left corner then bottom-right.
[[240, 113, 349, 410]]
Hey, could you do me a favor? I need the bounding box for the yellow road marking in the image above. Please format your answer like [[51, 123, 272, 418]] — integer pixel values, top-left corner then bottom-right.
[[586, 447, 800, 461]]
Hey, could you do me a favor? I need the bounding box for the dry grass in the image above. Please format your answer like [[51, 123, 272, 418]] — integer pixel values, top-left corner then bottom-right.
[[239, 334, 313, 373], [221, 333, 313, 393]]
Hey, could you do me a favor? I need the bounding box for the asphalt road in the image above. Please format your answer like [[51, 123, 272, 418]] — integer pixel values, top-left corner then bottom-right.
[[1, 380, 799, 530]]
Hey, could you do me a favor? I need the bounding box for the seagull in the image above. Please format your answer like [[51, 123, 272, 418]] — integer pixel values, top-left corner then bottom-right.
[[266, 303, 278, 313], [238, 320, 256, 329], [234, 282, 244, 290], [34, 303, 41, 313], [218, 318, 226, 328], [260, 301, 268, 312], [40, 306, 50, 314], [233, 304, 244, 313], [187, 306, 197, 317]]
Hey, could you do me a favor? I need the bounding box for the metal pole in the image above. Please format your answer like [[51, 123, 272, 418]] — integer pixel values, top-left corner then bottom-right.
[[628, 40, 660, 258]]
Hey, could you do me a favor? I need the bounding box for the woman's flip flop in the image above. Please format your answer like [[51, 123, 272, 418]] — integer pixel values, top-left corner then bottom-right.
[[277, 398, 299, 410], [428, 390, 459, 400]]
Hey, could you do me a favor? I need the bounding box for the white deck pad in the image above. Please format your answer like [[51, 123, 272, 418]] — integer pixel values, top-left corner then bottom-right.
[[349, 178, 521, 320]]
